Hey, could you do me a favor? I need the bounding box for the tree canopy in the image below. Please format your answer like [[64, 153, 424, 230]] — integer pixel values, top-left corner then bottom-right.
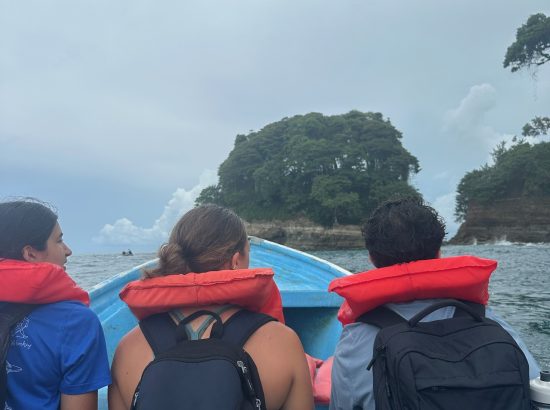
[[197, 111, 420, 226], [522, 116, 550, 137], [455, 140, 550, 222], [457, 14, 550, 221], [503, 13, 550, 72]]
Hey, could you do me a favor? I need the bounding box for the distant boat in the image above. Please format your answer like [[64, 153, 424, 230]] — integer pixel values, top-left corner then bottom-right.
[[90, 236, 349, 410]]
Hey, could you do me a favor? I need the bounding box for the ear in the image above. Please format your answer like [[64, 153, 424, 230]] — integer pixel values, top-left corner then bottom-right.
[[230, 251, 241, 270], [21, 245, 40, 262]]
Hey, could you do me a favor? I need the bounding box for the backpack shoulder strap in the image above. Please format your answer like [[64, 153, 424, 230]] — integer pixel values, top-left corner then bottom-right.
[[221, 310, 277, 347], [453, 300, 486, 318], [356, 305, 406, 329], [139, 313, 177, 356], [140, 310, 277, 354], [357, 300, 487, 328]]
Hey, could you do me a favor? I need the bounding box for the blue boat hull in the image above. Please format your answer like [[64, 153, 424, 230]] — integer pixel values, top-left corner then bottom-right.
[[90, 237, 350, 409]]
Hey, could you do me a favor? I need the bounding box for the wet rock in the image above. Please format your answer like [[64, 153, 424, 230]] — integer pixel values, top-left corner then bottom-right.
[[450, 197, 550, 244], [244, 219, 364, 250]]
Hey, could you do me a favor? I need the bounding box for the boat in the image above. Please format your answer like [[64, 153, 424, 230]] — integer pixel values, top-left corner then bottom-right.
[[90, 236, 351, 410]]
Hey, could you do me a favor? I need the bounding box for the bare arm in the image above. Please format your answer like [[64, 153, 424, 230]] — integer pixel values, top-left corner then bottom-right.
[[109, 326, 153, 410], [281, 331, 314, 410], [60, 392, 97, 410], [108, 379, 128, 410], [246, 321, 314, 410]]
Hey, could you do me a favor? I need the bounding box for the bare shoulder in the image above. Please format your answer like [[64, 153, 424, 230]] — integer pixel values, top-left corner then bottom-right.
[[245, 320, 313, 410], [110, 326, 153, 409], [114, 326, 148, 361], [112, 325, 152, 381], [245, 320, 306, 362]]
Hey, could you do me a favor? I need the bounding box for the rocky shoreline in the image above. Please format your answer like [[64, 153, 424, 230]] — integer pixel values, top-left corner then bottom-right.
[[450, 197, 550, 244], [245, 197, 550, 249], [244, 219, 364, 251]]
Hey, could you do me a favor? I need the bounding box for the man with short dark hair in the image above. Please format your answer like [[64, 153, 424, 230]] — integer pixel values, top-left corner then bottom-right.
[[329, 197, 540, 410]]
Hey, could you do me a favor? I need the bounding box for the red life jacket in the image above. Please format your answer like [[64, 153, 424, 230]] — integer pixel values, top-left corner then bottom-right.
[[119, 268, 285, 323], [0, 259, 89, 305], [329, 255, 497, 325]]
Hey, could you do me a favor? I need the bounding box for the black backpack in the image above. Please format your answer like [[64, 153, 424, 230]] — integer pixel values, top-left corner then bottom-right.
[[358, 299, 532, 410], [0, 302, 36, 406], [131, 309, 276, 410]]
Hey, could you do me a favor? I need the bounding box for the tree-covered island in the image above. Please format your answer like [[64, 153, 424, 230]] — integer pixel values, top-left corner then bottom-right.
[[197, 111, 420, 227], [451, 13, 550, 244]]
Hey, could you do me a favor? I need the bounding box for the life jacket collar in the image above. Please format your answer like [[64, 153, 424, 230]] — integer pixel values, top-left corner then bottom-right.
[[120, 268, 284, 323], [329, 255, 497, 325], [0, 259, 89, 305]]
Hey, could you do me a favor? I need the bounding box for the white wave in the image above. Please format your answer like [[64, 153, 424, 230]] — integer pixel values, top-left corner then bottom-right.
[[491, 239, 514, 246]]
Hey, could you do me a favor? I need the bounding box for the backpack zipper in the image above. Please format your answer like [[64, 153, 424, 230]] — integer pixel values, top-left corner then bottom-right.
[[367, 346, 395, 406], [132, 390, 140, 408], [367, 345, 385, 370], [237, 360, 262, 409]]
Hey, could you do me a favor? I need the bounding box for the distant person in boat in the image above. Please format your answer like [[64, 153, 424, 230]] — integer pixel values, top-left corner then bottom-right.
[[122, 249, 133, 256], [329, 197, 540, 410], [109, 204, 314, 410], [0, 199, 111, 410]]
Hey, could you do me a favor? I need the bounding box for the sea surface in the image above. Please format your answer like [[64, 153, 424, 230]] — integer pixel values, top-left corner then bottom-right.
[[68, 243, 550, 369]]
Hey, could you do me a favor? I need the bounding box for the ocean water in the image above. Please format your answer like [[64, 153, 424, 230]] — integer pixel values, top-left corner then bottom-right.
[[68, 243, 550, 369]]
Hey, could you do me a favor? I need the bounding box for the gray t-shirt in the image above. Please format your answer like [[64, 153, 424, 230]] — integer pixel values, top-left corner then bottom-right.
[[329, 299, 541, 410]]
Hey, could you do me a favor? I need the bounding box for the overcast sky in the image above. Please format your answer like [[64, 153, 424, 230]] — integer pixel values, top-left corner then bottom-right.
[[1, 0, 549, 254]]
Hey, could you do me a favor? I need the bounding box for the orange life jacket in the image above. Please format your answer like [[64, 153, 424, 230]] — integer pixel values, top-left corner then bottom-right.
[[329, 255, 497, 325], [119, 268, 285, 323], [0, 259, 89, 305]]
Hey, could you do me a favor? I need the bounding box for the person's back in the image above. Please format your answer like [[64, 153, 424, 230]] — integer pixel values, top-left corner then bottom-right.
[[108, 204, 313, 410], [329, 198, 540, 410], [5, 299, 109, 409], [0, 199, 111, 410]]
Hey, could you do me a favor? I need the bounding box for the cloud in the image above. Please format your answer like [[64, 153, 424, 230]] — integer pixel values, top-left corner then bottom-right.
[[440, 83, 517, 166], [443, 83, 497, 136], [94, 169, 218, 246]]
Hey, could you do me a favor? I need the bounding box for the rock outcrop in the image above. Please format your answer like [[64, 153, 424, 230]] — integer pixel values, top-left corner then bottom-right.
[[450, 197, 550, 244], [244, 218, 363, 250]]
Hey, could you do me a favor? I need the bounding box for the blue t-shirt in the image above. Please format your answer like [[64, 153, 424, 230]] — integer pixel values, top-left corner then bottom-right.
[[5, 301, 111, 410]]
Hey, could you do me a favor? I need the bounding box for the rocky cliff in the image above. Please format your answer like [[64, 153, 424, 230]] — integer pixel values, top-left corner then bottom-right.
[[244, 218, 364, 250], [450, 197, 550, 244]]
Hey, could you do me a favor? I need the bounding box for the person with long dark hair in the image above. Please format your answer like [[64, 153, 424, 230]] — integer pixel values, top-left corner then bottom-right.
[[0, 198, 111, 410]]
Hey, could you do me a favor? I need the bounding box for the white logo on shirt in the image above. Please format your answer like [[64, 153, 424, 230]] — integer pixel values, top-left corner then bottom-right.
[[5, 361, 22, 374], [11, 316, 31, 349]]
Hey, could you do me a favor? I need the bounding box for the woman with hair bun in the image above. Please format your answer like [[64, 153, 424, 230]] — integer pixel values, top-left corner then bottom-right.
[[0, 198, 111, 410], [109, 204, 313, 410]]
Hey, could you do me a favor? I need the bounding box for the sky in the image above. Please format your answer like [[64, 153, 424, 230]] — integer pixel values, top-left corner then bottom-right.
[[1, 0, 549, 254]]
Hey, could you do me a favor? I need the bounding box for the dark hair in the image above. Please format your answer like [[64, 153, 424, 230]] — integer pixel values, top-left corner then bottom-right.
[[145, 204, 248, 278], [362, 197, 446, 268], [0, 198, 58, 260]]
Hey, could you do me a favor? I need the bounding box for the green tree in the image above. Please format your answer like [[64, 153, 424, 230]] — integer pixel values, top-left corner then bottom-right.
[[197, 111, 420, 226], [503, 13, 550, 72], [455, 141, 550, 222], [310, 175, 360, 225], [194, 185, 224, 207], [522, 116, 550, 137], [457, 14, 550, 220]]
